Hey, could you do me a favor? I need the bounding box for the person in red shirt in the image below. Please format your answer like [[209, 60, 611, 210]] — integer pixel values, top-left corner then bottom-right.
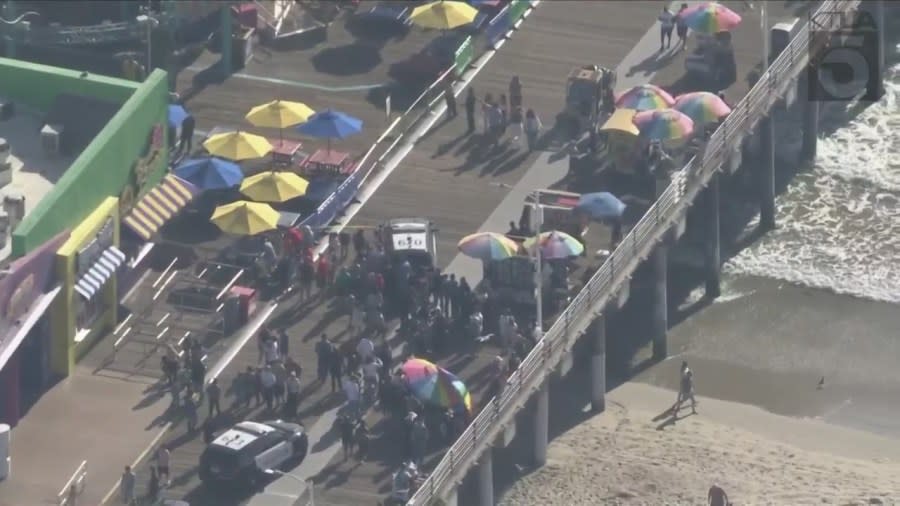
[[316, 254, 331, 296], [283, 227, 304, 256]]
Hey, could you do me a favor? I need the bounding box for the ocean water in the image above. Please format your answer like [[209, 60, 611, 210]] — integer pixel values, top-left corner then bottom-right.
[[723, 64, 900, 304]]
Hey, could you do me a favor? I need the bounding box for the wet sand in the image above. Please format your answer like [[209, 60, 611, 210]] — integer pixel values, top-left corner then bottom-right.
[[499, 382, 900, 506], [635, 274, 900, 438]]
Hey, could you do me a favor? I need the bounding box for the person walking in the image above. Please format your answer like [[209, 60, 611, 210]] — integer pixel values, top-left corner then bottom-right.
[[675, 3, 690, 50], [120, 466, 136, 505], [659, 6, 675, 50], [524, 108, 542, 152], [465, 88, 477, 133], [206, 378, 221, 417], [675, 361, 697, 415], [155, 446, 171, 486], [444, 83, 457, 119]]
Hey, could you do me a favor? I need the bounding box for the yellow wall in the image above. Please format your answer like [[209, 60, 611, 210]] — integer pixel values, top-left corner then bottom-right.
[[51, 197, 120, 376]]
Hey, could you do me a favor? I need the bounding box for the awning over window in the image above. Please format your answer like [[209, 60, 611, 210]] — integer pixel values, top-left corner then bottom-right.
[[123, 174, 198, 241], [0, 285, 61, 372], [74, 246, 126, 299]]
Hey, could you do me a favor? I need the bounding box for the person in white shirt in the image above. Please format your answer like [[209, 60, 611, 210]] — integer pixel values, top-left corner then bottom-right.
[[263, 339, 280, 364], [342, 375, 361, 418], [361, 356, 383, 399], [356, 336, 375, 363], [658, 6, 675, 50]]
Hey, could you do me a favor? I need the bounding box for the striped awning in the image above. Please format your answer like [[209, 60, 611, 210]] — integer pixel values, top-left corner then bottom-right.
[[74, 246, 126, 299], [123, 175, 198, 241]]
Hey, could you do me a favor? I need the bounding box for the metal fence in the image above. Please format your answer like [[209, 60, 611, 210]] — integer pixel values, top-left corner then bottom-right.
[[406, 1, 862, 504]]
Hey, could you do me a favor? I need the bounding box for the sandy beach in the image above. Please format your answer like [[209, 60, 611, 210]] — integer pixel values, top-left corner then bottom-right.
[[499, 383, 900, 505]]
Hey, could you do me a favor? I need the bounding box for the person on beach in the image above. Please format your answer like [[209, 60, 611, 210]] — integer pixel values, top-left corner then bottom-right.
[[708, 483, 730, 506], [659, 6, 675, 50], [524, 108, 542, 152], [676, 361, 697, 415], [444, 83, 457, 119], [120, 466, 136, 505], [676, 3, 690, 50]]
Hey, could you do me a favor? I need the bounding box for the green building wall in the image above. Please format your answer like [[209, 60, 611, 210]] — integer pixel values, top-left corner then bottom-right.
[[4, 59, 170, 257]]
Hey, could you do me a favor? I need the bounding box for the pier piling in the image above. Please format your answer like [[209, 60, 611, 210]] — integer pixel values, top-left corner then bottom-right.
[[704, 175, 721, 299], [478, 449, 494, 506], [802, 96, 819, 160], [651, 245, 668, 361], [758, 115, 776, 231], [534, 381, 549, 466], [591, 316, 607, 412]]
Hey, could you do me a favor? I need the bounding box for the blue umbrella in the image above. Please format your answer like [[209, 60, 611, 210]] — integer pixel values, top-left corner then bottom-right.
[[575, 192, 626, 221], [295, 109, 363, 150], [168, 104, 189, 128], [174, 157, 244, 190]]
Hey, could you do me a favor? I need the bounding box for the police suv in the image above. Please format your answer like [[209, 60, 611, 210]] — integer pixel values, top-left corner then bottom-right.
[[198, 420, 308, 487]]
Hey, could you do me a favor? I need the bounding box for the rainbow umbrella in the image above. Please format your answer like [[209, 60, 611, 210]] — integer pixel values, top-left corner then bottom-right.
[[615, 84, 676, 111], [674, 92, 732, 125], [402, 358, 473, 414], [523, 230, 584, 259], [457, 232, 521, 261], [633, 109, 694, 142], [681, 2, 742, 34]]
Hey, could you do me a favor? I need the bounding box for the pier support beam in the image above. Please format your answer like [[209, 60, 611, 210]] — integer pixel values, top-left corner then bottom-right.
[[445, 488, 459, 506], [801, 95, 819, 160], [478, 449, 494, 506], [869, 0, 885, 101], [534, 381, 549, 466], [651, 245, 668, 361], [704, 175, 721, 299], [758, 115, 776, 232], [591, 316, 607, 412]]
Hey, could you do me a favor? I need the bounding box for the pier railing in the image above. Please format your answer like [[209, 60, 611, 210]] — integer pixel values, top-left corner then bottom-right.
[[407, 1, 862, 503]]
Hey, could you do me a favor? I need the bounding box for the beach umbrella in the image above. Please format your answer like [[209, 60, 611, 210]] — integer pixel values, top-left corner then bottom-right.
[[203, 131, 273, 161], [167, 104, 189, 128], [245, 100, 315, 140], [673, 91, 732, 125], [401, 358, 473, 414], [174, 157, 244, 191], [615, 84, 676, 111], [524, 230, 584, 259], [575, 192, 626, 221], [296, 109, 363, 140], [633, 109, 695, 141], [681, 2, 742, 34], [239, 171, 310, 203], [457, 232, 521, 261], [210, 200, 279, 235], [410, 1, 479, 30]]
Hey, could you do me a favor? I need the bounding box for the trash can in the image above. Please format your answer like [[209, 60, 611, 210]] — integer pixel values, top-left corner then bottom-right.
[[0, 423, 11, 480]]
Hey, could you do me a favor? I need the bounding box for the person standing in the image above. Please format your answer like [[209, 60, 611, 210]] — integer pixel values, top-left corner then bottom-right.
[[260, 365, 277, 411], [675, 3, 690, 50], [444, 83, 457, 119], [708, 483, 729, 506], [156, 446, 171, 486], [285, 370, 302, 418], [120, 466, 136, 505], [206, 378, 221, 417], [659, 6, 675, 50], [184, 393, 198, 433], [337, 414, 356, 460], [329, 347, 344, 393], [508, 105, 524, 147], [465, 88, 477, 133], [316, 333, 333, 383], [147, 466, 160, 503], [342, 374, 361, 419], [179, 113, 195, 156], [508, 76, 522, 109], [524, 108, 543, 152]]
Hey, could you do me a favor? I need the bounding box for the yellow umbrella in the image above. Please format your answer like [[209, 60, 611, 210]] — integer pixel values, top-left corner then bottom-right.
[[203, 131, 273, 161], [240, 171, 310, 203], [210, 200, 280, 235], [245, 100, 315, 129], [410, 0, 478, 30]]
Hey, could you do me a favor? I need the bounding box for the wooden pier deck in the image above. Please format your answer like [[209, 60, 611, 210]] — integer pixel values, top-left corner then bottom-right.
[[125, 2, 806, 505]]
